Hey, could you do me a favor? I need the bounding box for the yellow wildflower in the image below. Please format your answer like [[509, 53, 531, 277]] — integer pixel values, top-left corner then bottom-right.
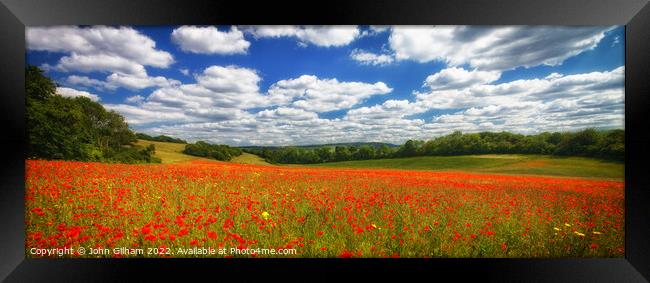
[[593, 231, 602, 235], [574, 231, 585, 237], [553, 227, 561, 231], [261, 211, 270, 220], [564, 223, 571, 227]]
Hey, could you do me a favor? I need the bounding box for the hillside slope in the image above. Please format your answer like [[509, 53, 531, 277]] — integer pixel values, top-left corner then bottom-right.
[[230, 152, 273, 165], [135, 140, 215, 164], [306, 154, 623, 180], [135, 140, 271, 165]]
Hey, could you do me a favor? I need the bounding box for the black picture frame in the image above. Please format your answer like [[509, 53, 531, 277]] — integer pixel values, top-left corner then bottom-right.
[[1, 0, 649, 281]]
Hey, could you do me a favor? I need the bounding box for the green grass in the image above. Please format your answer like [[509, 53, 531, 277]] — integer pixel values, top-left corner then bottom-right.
[[134, 139, 622, 180], [230, 152, 272, 166], [135, 140, 216, 164], [135, 140, 271, 166], [305, 154, 623, 180]]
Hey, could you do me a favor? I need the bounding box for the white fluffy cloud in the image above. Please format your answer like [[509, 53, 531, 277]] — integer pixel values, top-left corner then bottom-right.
[[66, 75, 115, 90], [257, 107, 319, 121], [106, 65, 392, 130], [268, 75, 393, 112], [414, 66, 624, 109], [105, 73, 181, 90], [195, 65, 260, 94], [125, 95, 145, 104], [32, 26, 622, 146], [410, 66, 624, 136], [175, 65, 274, 109], [51, 53, 147, 75], [28, 26, 177, 92], [247, 26, 360, 47], [171, 26, 250, 55], [104, 103, 195, 125], [389, 26, 613, 71], [56, 87, 100, 101], [349, 49, 394, 66], [344, 99, 424, 126], [424, 67, 500, 90], [104, 65, 266, 126], [66, 73, 180, 91], [27, 26, 173, 73], [114, 65, 622, 146]]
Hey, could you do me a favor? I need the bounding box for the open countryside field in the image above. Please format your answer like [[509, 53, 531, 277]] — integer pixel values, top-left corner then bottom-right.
[[135, 140, 214, 164], [26, 150, 624, 258], [135, 140, 272, 166], [230, 153, 273, 166], [306, 155, 624, 180], [137, 140, 622, 180]]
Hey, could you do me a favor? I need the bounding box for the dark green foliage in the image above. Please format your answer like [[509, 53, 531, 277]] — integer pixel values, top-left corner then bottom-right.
[[183, 141, 242, 161], [315, 147, 334, 162], [106, 145, 161, 164], [244, 128, 624, 165], [418, 129, 624, 160], [395, 140, 423, 157], [334, 146, 351, 162], [354, 145, 376, 160], [136, 133, 187, 144], [26, 66, 56, 101], [26, 66, 159, 164]]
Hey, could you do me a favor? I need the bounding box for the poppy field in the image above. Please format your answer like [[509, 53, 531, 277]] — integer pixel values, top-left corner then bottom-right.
[[25, 159, 624, 258]]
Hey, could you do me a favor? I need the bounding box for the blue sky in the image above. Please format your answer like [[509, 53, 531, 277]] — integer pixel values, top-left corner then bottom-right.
[[26, 26, 624, 146]]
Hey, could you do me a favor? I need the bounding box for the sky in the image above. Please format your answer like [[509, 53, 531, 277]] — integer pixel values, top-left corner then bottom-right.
[[25, 25, 625, 146]]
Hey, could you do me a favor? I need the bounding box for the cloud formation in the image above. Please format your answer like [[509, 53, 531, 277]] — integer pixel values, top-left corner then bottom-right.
[[56, 87, 100, 101], [27, 25, 624, 146], [423, 67, 501, 90], [28, 26, 173, 74], [29, 26, 177, 92], [247, 26, 360, 47], [268, 75, 392, 112], [349, 49, 394, 66], [389, 26, 613, 71], [105, 65, 393, 129], [122, 65, 623, 146], [171, 26, 250, 54]]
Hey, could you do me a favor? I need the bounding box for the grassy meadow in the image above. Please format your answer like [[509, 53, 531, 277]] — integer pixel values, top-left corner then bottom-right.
[[136, 140, 622, 180], [135, 140, 271, 166], [306, 154, 623, 180]]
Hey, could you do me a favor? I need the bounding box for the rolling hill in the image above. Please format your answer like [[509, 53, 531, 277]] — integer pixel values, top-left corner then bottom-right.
[[135, 140, 622, 179], [136, 139, 273, 165], [134, 140, 214, 164], [305, 154, 624, 180]]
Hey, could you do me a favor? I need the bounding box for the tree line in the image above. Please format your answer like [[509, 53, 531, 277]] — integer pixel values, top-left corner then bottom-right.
[[26, 66, 160, 164], [244, 129, 624, 165], [183, 141, 242, 161], [244, 144, 394, 164], [136, 133, 187, 144]]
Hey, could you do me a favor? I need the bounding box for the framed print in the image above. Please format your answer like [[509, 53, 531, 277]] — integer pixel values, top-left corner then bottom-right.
[[1, 0, 649, 281]]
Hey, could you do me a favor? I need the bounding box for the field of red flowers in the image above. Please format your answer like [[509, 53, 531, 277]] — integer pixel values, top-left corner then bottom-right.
[[25, 159, 624, 258]]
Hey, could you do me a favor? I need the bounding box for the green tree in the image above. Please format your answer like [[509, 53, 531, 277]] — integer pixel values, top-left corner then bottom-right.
[[26, 66, 158, 163], [397, 140, 420, 157], [377, 144, 392, 158], [335, 146, 351, 161], [354, 145, 375, 160], [315, 147, 333, 163]]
